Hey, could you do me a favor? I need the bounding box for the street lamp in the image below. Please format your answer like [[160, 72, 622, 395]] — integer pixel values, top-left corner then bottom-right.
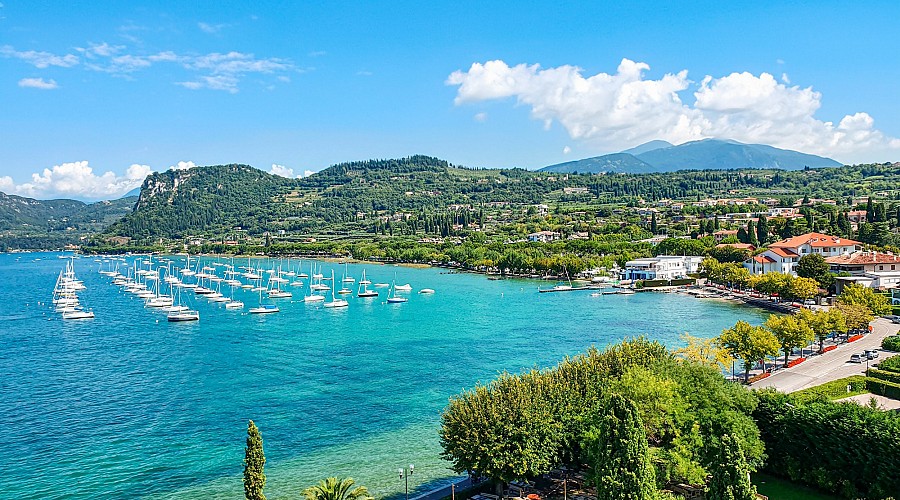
[[399, 464, 414, 500]]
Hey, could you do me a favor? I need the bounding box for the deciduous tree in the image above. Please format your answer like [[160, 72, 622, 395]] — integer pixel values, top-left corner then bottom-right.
[[718, 321, 779, 383]]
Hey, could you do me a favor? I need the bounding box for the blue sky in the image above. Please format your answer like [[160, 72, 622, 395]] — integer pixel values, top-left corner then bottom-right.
[[1, 1, 899, 200]]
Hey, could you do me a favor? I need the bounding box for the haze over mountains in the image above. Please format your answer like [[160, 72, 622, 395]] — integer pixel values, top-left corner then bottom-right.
[[541, 139, 842, 174]]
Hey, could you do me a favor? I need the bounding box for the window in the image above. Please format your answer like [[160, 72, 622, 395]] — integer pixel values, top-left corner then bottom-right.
[[880, 265, 884, 271]]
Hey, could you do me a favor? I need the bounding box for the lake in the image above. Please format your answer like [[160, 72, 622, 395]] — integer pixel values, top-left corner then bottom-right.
[[0, 252, 768, 499]]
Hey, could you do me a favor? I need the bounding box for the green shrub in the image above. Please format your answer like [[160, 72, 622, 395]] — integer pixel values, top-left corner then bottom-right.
[[790, 375, 868, 403], [879, 355, 900, 373], [867, 368, 900, 385], [753, 389, 900, 499], [866, 378, 900, 400], [882, 335, 900, 352]]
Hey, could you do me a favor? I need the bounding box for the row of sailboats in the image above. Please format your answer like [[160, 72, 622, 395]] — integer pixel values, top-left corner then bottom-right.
[[53, 258, 95, 319]]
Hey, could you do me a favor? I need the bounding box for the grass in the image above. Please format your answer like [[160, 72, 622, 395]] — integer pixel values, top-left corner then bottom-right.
[[790, 375, 868, 402], [753, 473, 839, 500]]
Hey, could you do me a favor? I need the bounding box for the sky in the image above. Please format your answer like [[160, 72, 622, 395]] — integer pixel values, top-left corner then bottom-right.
[[1, 1, 899, 200]]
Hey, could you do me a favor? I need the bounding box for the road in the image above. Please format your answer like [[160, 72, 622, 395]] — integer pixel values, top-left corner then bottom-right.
[[752, 318, 899, 393]]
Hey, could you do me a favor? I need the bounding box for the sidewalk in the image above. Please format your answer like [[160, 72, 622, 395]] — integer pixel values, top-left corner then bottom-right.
[[751, 318, 899, 393]]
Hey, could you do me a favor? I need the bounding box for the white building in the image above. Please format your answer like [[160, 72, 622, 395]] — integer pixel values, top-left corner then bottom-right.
[[527, 231, 560, 243], [826, 251, 900, 293], [622, 256, 704, 281], [745, 232, 860, 276]]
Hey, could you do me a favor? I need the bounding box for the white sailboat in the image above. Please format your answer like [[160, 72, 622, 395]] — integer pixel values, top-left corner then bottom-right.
[[357, 270, 378, 297], [324, 270, 349, 308], [249, 288, 279, 314], [341, 262, 355, 283], [386, 282, 408, 303]]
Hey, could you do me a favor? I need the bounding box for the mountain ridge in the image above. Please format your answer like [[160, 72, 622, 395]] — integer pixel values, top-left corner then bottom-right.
[[541, 139, 841, 174]]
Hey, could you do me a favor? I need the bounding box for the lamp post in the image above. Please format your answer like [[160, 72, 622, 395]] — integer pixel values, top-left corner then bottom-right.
[[399, 464, 414, 500]]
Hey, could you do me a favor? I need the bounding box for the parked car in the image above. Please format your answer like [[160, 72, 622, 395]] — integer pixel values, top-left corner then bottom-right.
[[849, 353, 865, 363], [864, 350, 879, 360]]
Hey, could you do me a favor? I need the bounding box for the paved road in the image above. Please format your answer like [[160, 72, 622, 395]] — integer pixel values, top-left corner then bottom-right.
[[752, 318, 899, 393]]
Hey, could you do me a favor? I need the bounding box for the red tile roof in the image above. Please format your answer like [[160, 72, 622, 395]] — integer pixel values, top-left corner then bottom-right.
[[769, 232, 860, 249], [752, 255, 776, 264], [825, 252, 900, 265], [768, 247, 799, 258]]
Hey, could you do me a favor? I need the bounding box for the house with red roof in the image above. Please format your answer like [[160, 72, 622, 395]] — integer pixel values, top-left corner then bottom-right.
[[744, 232, 860, 276], [826, 251, 900, 292]]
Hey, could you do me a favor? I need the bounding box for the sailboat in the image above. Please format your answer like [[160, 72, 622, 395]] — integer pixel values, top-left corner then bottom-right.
[[249, 288, 279, 314], [324, 270, 349, 308], [341, 262, 355, 283], [357, 270, 378, 297], [337, 271, 353, 295], [386, 282, 408, 303], [167, 287, 199, 321], [225, 281, 244, 309]]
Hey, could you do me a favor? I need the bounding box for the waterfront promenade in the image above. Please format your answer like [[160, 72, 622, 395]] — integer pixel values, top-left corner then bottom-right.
[[752, 318, 900, 393]]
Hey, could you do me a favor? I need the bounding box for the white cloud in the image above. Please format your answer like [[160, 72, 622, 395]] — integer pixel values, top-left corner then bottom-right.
[[198, 22, 229, 34], [18, 77, 58, 89], [781, 73, 791, 84], [356, 70, 373, 77], [473, 112, 488, 122], [447, 58, 900, 160], [0, 45, 79, 68], [302, 170, 315, 178], [169, 161, 197, 171], [177, 74, 239, 93], [563, 146, 571, 155], [269, 163, 297, 178], [2, 161, 152, 200]]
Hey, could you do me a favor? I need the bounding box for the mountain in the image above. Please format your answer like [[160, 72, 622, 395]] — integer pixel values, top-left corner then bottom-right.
[[0, 191, 136, 231], [541, 152, 656, 174], [541, 139, 841, 173], [621, 140, 673, 156]]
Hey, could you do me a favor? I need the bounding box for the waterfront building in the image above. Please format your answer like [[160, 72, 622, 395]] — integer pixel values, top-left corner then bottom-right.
[[744, 232, 860, 276], [622, 255, 704, 281], [826, 251, 900, 293]]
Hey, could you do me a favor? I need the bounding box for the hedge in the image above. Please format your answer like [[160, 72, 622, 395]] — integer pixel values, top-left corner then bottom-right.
[[639, 278, 696, 288], [879, 355, 900, 373], [882, 335, 900, 352], [867, 367, 900, 385], [866, 377, 900, 400], [753, 390, 900, 499], [791, 375, 868, 403]]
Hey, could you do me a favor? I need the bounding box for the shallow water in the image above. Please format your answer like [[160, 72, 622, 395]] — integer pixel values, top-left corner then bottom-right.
[[0, 253, 767, 499]]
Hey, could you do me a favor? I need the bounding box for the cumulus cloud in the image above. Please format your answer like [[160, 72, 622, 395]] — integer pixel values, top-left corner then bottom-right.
[[169, 161, 198, 171], [0, 45, 79, 68], [198, 22, 229, 34], [1, 161, 152, 200], [563, 146, 571, 155], [269, 163, 297, 178], [447, 58, 900, 160], [473, 112, 488, 122], [18, 77, 58, 89]]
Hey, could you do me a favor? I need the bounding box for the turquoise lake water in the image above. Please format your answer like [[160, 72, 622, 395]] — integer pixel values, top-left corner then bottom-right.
[[0, 252, 768, 499]]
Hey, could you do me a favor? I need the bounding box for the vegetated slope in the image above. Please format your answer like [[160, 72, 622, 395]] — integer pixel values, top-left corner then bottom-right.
[[107, 164, 296, 239], [635, 139, 841, 171], [0, 191, 136, 231], [542, 139, 841, 173], [541, 152, 657, 174]]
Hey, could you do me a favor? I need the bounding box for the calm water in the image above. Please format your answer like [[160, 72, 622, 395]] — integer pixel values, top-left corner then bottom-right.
[[0, 252, 767, 499]]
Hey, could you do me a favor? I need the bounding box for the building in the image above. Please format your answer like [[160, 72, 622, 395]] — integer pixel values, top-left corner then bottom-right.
[[622, 256, 704, 281], [714, 230, 738, 242], [744, 232, 860, 275], [527, 230, 560, 243], [826, 251, 900, 292], [847, 210, 868, 224], [563, 187, 589, 195]]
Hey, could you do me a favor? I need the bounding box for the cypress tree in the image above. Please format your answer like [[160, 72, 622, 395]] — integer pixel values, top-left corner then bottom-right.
[[650, 212, 658, 234], [866, 197, 874, 222], [756, 214, 768, 245], [584, 394, 656, 500], [737, 227, 749, 244], [707, 434, 756, 500], [747, 221, 759, 247], [243, 420, 267, 500]]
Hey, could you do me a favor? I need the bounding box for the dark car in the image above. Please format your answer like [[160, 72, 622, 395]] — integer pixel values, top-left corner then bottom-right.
[[864, 350, 879, 360]]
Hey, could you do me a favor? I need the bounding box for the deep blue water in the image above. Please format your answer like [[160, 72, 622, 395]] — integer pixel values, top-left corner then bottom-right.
[[0, 252, 767, 499]]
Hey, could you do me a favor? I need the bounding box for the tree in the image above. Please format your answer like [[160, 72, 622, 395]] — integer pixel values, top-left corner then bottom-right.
[[789, 277, 819, 302], [708, 245, 750, 264], [835, 302, 874, 335], [747, 221, 759, 247], [836, 283, 892, 315], [583, 394, 657, 500], [673, 332, 733, 370], [718, 321, 779, 383], [651, 212, 658, 234], [765, 314, 814, 366], [243, 420, 267, 500], [756, 215, 769, 245], [706, 434, 756, 500], [797, 308, 847, 353], [866, 197, 874, 223], [736, 227, 749, 244], [302, 477, 373, 500], [795, 254, 829, 285]]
